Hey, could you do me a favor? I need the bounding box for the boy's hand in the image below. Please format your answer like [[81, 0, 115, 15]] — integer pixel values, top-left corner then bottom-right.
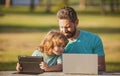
[[39, 62, 49, 71], [16, 63, 22, 72]]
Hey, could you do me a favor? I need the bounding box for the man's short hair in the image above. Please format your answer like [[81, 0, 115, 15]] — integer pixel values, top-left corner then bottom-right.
[[57, 7, 78, 23]]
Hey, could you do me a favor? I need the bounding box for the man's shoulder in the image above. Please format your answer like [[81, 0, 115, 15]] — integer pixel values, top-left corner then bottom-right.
[[80, 30, 103, 46], [80, 30, 100, 38]]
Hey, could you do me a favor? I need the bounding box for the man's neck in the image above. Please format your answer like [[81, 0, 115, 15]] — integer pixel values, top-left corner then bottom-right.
[[68, 30, 80, 41]]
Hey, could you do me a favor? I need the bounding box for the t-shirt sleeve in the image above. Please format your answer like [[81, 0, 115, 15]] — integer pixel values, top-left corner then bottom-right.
[[94, 35, 105, 56], [57, 55, 62, 64], [32, 50, 43, 56]]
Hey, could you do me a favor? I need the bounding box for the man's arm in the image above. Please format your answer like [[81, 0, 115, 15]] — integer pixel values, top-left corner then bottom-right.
[[98, 56, 106, 71]]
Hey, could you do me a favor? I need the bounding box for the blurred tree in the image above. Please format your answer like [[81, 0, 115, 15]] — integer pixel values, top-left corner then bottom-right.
[[30, 0, 35, 11], [57, 0, 69, 8], [115, 0, 119, 12], [89, 0, 94, 5], [110, 0, 119, 13], [39, 0, 43, 6], [79, 0, 86, 10], [100, 0, 106, 15], [55, 0, 69, 12], [5, 0, 11, 8], [46, 0, 51, 13], [63, 0, 69, 6], [110, 0, 115, 13]]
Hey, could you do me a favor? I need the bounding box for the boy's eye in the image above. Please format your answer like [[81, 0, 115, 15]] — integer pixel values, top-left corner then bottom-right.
[[61, 45, 64, 47], [55, 43, 65, 47]]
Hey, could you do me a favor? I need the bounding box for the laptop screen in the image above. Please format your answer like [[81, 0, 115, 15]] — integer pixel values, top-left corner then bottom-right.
[[62, 54, 98, 75]]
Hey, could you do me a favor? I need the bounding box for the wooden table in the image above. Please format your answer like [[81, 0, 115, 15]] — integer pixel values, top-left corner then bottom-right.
[[0, 71, 120, 76]]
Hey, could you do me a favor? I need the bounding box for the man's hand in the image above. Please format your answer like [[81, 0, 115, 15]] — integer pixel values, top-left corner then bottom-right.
[[98, 56, 106, 71]]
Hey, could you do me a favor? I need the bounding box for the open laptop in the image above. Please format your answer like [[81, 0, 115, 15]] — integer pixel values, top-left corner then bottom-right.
[[18, 56, 44, 74], [62, 54, 98, 75]]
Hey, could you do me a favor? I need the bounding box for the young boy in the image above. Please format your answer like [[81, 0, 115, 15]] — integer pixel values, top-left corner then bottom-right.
[[16, 30, 68, 72]]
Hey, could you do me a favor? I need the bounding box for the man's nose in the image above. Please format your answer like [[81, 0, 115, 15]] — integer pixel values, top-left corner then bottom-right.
[[62, 28, 68, 33]]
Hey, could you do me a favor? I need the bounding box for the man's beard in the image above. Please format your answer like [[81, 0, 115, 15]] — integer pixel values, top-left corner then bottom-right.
[[64, 28, 76, 38]]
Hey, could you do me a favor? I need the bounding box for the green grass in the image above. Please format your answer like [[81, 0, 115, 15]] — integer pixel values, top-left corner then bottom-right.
[[0, 7, 120, 71], [100, 34, 120, 72]]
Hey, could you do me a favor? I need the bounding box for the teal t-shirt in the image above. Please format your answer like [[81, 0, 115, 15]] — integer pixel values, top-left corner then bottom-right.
[[64, 30, 105, 56], [32, 50, 62, 66]]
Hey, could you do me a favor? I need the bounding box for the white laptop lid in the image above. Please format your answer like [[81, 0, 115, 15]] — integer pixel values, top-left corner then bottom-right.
[[63, 54, 98, 75]]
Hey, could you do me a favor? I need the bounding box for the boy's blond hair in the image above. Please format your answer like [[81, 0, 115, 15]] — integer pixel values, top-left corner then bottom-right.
[[38, 30, 68, 55]]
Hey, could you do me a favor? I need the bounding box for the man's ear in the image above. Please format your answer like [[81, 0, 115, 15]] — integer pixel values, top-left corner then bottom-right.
[[75, 19, 79, 27]]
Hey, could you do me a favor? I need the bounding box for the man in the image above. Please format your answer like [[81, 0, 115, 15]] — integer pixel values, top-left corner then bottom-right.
[[57, 7, 106, 71]]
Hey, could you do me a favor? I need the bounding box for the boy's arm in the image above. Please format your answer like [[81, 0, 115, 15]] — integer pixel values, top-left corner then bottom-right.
[[40, 62, 62, 72], [46, 64, 62, 72], [16, 63, 22, 72]]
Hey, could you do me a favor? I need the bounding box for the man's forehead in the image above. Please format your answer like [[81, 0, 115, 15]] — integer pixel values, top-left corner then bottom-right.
[[58, 19, 69, 22], [58, 19, 72, 26]]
